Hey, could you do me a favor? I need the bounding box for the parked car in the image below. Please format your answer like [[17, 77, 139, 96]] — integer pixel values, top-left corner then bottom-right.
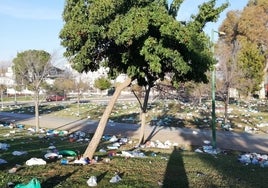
[[46, 95, 66, 102]]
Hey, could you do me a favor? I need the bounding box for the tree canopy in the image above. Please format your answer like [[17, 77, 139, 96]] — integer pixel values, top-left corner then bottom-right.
[[60, 0, 228, 87], [218, 0, 268, 98], [94, 76, 112, 91], [60, 0, 228, 158], [12, 50, 51, 91], [12, 49, 52, 131]]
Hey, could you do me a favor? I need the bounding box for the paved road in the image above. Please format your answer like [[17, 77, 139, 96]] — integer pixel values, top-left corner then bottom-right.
[[1, 112, 268, 154]]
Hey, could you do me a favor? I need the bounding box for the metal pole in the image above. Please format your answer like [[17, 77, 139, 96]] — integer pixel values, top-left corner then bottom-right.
[[211, 29, 216, 149]]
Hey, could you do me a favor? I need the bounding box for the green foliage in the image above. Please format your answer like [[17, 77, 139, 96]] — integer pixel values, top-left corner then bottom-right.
[[60, 0, 227, 88], [12, 50, 51, 91], [218, 1, 268, 97], [54, 77, 76, 95], [237, 38, 265, 94], [94, 76, 112, 91]]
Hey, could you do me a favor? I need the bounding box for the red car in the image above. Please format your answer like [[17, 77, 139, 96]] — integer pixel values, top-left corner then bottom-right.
[[46, 95, 66, 102]]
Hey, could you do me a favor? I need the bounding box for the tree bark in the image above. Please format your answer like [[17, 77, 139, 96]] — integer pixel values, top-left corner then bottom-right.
[[35, 91, 40, 132], [83, 77, 131, 159], [138, 86, 151, 145]]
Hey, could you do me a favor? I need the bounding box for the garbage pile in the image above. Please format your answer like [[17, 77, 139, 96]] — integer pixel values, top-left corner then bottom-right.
[[143, 140, 178, 149], [194, 145, 221, 155], [238, 152, 268, 167]]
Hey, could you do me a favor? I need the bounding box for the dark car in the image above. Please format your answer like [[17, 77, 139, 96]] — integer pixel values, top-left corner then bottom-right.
[[46, 95, 66, 102]]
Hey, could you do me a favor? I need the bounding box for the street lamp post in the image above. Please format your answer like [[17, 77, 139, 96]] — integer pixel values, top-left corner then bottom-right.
[[211, 29, 225, 149]]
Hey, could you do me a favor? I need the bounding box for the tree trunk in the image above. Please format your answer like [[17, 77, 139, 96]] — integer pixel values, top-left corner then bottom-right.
[[35, 91, 40, 132], [1, 91, 3, 108], [138, 86, 151, 145], [83, 77, 131, 159], [224, 87, 230, 125], [139, 111, 146, 144]]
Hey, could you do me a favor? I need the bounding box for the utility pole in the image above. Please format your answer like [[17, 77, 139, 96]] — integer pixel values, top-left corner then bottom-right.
[[211, 29, 226, 149]]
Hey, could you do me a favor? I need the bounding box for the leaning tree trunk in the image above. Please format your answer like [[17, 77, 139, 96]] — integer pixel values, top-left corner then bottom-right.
[[83, 77, 131, 159], [138, 86, 151, 145]]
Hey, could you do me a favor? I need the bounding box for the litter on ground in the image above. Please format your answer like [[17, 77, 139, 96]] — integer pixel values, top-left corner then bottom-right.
[[238, 152, 268, 167], [87, 176, 97, 187], [26, 158, 47, 166], [109, 174, 122, 183]]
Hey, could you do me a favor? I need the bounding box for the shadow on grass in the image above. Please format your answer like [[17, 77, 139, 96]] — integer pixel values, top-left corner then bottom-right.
[[162, 146, 188, 188], [42, 170, 77, 188], [97, 170, 108, 183]]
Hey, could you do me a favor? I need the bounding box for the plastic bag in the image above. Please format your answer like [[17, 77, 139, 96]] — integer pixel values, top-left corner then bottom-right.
[[87, 176, 97, 187], [15, 178, 41, 188]]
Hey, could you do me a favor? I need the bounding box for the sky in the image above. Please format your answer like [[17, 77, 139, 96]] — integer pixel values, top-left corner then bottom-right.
[[0, 0, 248, 66]]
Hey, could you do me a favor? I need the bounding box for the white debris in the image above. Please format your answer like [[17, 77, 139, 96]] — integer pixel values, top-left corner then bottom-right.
[[0, 143, 10, 150], [73, 158, 89, 165], [26, 158, 46, 166], [120, 150, 146, 158], [12, 151, 28, 156], [0, 158, 7, 164], [256, 123, 268, 128], [203, 140, 211, 145], [109, 135, 118, 142], [87, 176, 97, 187], [238, 152, 268, 167], [109, 174, 122, 183], [44, 153, 60, 159]]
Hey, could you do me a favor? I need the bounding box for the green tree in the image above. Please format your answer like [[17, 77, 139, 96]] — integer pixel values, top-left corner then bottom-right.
[[218, 1, 268, 99], [94, 76, 112, 95], [12, 50, 52, 132], [237, 38, 265, 97], [60, 0, 227, 159]]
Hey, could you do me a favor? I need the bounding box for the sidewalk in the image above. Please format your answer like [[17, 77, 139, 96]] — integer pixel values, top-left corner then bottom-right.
[[18, 114, 268, 154]]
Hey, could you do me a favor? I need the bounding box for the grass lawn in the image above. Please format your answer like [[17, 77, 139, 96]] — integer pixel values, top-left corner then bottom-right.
[[1, 126, 268, 188], [1, 98, 268, 187]]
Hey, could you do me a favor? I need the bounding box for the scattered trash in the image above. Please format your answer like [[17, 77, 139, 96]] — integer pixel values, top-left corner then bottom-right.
[[109, 135, 118, 142], [58, 150, 77, 157], [0, 142, 10, 150], [194, 145, 220, 155], [99, 149, 106, 153], [61, 159, 69, 165], [107, 145, 119, 150], [203, 140, 211, 145], [195, 148, 203, 153], [94, 156, 98, 162], [109, 174, 121, 183], [73, 157, 90, 165], [238, 152, 268, 167], [26, 158, 46, 166], [7, 182, 15, 188], [44, 152, 61, 160], [8, 164, 22, 174], [202, 145, 220, 155], [196, 171, 206, 177], [48, 145, 57, 150], [102, 158, 111, 163], [120, 150, 146, 158], [14, 178, 41, 188], [0, 158, 8, 164], [87, 176, 97, 187], [12, 151, 28, 156]]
